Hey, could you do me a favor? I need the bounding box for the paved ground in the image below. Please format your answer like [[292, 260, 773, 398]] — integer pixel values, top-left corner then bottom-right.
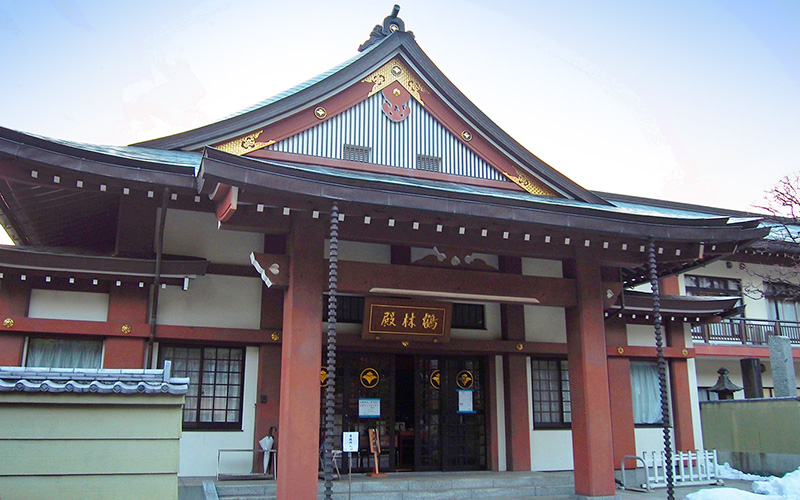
[[179, 476, 757, 500], [615, 479, 753, 499]]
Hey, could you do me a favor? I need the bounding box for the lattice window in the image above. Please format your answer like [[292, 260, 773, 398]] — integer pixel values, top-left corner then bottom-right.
[[158, 344, 245, 430], [451, 303, 485, 329], [531, 358, 571, 428], [416, 154, 442, 172], [323, 295, 365, 323], [342, 144, 371, 163]]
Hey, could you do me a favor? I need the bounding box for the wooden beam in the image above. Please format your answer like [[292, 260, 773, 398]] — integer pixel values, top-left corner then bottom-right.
[[337, 261, 576, 307], [607, 344, 694, 359], [0, 316, 279, 344]]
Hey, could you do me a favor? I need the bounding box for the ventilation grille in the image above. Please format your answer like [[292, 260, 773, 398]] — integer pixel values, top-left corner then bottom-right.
[[416, 154, 442, 172], [342, 144, 371, 163]]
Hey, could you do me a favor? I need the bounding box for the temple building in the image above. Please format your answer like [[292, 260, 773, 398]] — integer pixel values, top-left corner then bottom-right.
[[2, 7, 795, 500]]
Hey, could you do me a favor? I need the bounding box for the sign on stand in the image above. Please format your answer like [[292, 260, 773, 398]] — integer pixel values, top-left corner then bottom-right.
[[342, 431, 359, 500], [343, 432, 359, 452]]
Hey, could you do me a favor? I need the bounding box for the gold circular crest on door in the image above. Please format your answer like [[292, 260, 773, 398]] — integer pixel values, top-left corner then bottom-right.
[[360, 368, 380, 388], [456, 370, 474, 390], [320, 366, 328, 388], [429, 369, 441, 389]]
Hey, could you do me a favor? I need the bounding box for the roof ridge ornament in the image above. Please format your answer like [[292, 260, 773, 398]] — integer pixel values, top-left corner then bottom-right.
[[358, 4, 413, 52]]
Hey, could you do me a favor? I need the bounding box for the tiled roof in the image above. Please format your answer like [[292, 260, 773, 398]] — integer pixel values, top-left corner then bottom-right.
[[32, 133, 202, 171], [0, 362, 189, 395]]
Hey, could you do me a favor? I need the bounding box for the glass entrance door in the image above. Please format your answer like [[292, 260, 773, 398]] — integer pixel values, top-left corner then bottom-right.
[[327, 352, 395, 473], [414, 355, 487, 471], [327, 352, 486, 473]]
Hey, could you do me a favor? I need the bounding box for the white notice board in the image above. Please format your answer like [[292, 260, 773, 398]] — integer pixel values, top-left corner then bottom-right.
[[342, 431, 359, 452], [359, 398, 381, 418], [457, 389, 475, 414]]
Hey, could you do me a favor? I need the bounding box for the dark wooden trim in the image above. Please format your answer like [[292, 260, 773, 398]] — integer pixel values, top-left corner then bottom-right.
[[607, 345, 694, 359], [248, 150, 523, 193], [0, 316, 280, 344], [337, 261, 577, 307], [335, 333, 566, 356]]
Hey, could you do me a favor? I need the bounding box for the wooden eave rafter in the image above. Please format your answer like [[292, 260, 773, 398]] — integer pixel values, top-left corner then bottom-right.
[[0, 128, 202, 249], [0, 246, 209, 287], [199, 148, 766, 244], [607, 292, 741, 325]]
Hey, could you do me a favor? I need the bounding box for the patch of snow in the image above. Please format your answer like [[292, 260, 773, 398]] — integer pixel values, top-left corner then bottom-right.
[[717, 462, 773, 481], [685, 487, 782, 500], [687, 466, 800, 500], [753, 468, 800, 498]]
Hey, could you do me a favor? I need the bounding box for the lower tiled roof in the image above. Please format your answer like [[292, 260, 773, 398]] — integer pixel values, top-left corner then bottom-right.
[[0, 363, 189, 395]]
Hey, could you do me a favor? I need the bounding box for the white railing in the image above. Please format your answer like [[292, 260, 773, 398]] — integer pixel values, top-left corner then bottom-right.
[[643, 449, 721, 489]]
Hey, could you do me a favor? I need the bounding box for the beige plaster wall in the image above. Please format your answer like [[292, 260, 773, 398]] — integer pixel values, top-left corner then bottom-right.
[[0, 392, 183, 500]]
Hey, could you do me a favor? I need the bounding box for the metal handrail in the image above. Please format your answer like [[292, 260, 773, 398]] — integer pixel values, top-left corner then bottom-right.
[[620, 455, 651, 491]]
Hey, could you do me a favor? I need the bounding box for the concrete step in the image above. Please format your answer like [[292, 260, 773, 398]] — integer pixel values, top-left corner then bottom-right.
[[211, 471, 575, 500]]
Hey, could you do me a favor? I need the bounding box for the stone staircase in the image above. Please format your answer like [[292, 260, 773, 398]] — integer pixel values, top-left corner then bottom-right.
[[203, 471, 576, 500]]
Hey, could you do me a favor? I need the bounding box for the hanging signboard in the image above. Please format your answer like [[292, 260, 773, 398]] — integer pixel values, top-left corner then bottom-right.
[[362, 297, 452, 343], [457, 389, 475, 414], [359, 398, 381, 418]]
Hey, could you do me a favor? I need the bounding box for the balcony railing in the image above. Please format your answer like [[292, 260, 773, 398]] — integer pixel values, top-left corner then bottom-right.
[[692, 319, 800, 346]]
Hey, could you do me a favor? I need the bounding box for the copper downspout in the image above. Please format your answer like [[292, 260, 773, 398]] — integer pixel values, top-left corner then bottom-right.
[[144, 187, 170, 368]]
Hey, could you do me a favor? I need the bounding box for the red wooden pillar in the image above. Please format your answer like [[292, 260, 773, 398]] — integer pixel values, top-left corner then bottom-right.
[[605, 316, 636, 469], [276, 218, 324, 500], [564, 248, 616, 498], [0, 278, 30, 366], [503, 353, 531, 470], [499, 256, 532, 471], [105, 284, 148, 368], [666, 321, 695, 451]]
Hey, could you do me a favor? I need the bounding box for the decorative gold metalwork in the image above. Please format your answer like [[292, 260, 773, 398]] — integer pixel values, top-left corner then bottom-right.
[[617, 346, 625, 354], [360, 368, 380, 388], [401, 341, 409, 347], [314, 106, 327, 119], [456, 370, 474, 390], [392, 88, 401, 96], [515, 343, 523, 351], [121, 324, 132, 334], [501, 167, 556, 197], [363, 58, 428, 106], [682, 348, 689, 356], [429, 369, 441, 389], [461, 130, 472, 142], [320, 366, 329, 388], [214, 130, 275, 156], [271, 332, 281, 341], [3, 318, 13, 328]]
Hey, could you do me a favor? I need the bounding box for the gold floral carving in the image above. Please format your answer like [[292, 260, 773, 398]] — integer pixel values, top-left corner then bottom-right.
[[363, 58, 428, 106], [214, 130, 276, 156], [271, 332, 281, 341], [502, 168, 556, 197], [3, 318, 13, 328], [121, 324, 132, 334]]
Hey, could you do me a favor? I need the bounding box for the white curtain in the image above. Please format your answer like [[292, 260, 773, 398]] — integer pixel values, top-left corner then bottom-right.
[[630, 360, 663, 424], [26, 338, 102, 368]]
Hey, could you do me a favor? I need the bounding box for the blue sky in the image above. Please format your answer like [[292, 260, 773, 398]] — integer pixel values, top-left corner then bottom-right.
[[1, 0, 799, 247]]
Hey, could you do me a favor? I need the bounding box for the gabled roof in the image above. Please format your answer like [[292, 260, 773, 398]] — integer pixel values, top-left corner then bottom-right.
[[133, 26, 608, 205]]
